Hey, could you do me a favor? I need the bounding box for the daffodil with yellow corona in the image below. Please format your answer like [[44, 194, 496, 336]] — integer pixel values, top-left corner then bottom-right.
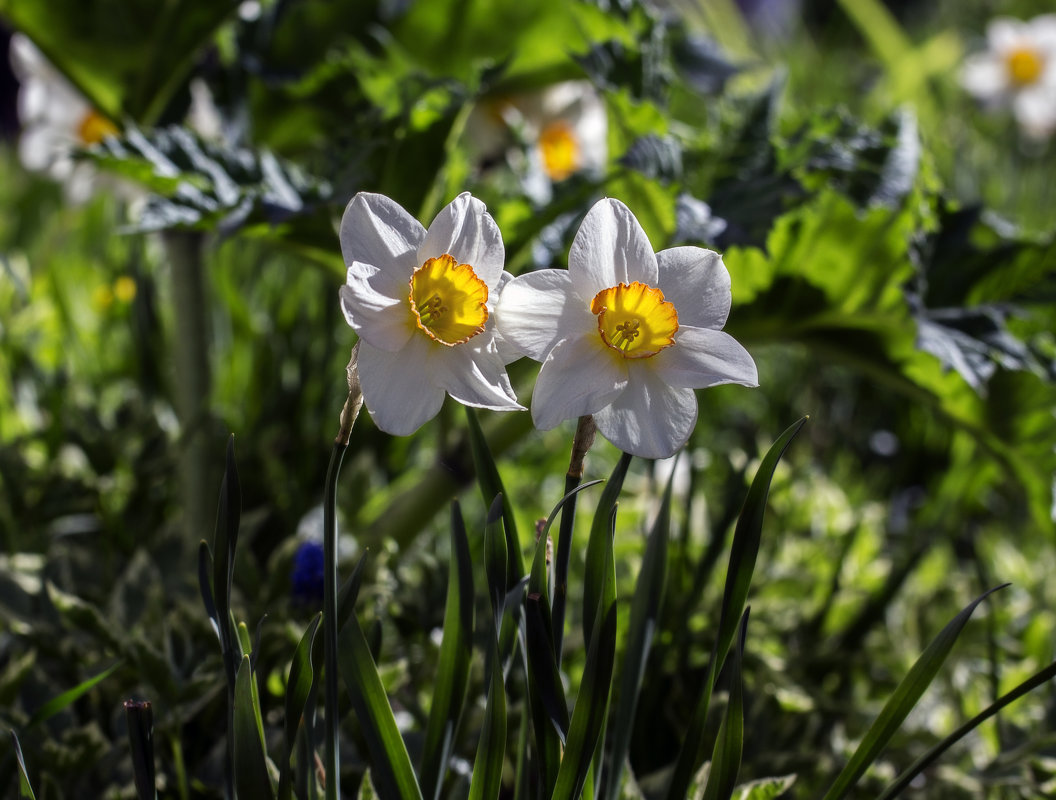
[[496, 198, 758, 458], [339, 192, 524, 435], [961, 15, 1056, 140]]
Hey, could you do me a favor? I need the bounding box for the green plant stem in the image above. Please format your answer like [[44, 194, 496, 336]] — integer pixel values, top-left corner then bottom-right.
[[163, 231, 212, 547], [323, 440, 348, 800]]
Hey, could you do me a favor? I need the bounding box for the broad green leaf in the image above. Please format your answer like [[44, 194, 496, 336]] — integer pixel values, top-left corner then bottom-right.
[[701, 610, 749, 800], [604, 470, 673, 800], [10, 730, 37, 799], [667, 418, 806, 800], [420, 502, 475, 800], [279, 614, 321, 800], [820, 584, 1010, 800], [875, 658, 1056, 800], [465, 407, 523, 585], [338, 613, 424, 800], [234, 655, 276, 800], [0, 0, 238, 123], [26, 660, 121, 728], [552, 503, 618, 800]]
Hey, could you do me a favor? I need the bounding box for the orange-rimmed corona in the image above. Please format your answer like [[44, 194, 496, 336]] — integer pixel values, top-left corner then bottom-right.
[[409, 254, 489, 346], [591, 282, 678, 359]]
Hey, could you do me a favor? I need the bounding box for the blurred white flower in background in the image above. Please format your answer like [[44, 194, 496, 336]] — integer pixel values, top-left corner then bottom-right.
[[961, 15, 1056, 141], [466, 80, 607, 203], [9, 33, 121, 201]]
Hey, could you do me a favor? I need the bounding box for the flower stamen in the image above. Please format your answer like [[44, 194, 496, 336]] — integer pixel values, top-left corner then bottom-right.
[[591, 282, 678, 359], [409, 254, 489, 346]]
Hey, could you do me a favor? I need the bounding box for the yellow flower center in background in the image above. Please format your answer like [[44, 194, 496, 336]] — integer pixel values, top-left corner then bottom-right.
[[539, 121, 580, 181], [77, 110, 119, 145], [113, 276, 137, 303], [591, 282, 678, 359], [409, 254, 489, 346], [1007, 47, 1044, 86]]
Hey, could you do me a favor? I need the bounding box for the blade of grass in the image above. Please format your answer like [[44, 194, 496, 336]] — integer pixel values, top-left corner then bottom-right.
[[484, 494, 508, 632], [700, 610, 749, 800], [876, 657, 1056, 800], [667, 418, 806, 800], [552, 507, 618, 800], [337, 613, 424, 800], [323, 439, 349, 800], [124, 700, 157, 800], [420, 502, 475, 800], [234, 655, 276, 800], [280, 614, 322, 800], [821, 584, 1010, 800], [26, 661, 122, 728], [466, 407, 523, 584], [583, 454, 632, 644], [603, 470, 673, 800], [10, 730, 37, 799]]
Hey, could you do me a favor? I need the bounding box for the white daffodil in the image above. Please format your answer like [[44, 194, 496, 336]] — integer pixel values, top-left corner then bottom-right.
[[466, 80, 607, 202], [961, 15, 1056, 140], [339, 192, 524, 435], [496, 198, 757, 459], [9, 33, 121, 201]]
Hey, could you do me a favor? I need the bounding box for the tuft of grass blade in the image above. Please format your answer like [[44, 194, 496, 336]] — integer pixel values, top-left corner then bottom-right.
[[484, 494, 508, 631], [10, 730, 37, 799], [279, 613, 321, 800], [468, 652, 507, 800], [820, 584, 1010, 800], [337, 613, 424, 800], [583, 454, 632, 644], [701, 609, 749, 800], [419, 502, 475, 800], [667, 417, 806, 800], [234, 655, 276, 800], [26, 661, 122, 728], [603, 470, 674, 800], [552, 505, 619, 800], [876, 657, 1056, 800]]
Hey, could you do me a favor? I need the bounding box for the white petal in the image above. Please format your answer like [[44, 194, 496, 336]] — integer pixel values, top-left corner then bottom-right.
[[495, 269, 592, 361], [433, 337, 525, 411], [960, 54, 1008, 100], [340, 192, 424, 283], [339, 262, 414, 352], [18, 125, 63, 171], [655, 247, 732, 330], [1030, 15, 1056, 52], [357, 339, 445, 435], [593, 368, 697, 459], [419, 192, 505, 288], [653, 326, 759, 389], [1013, 85, 1056, 138], [569, 198, 658, 302], [987, 17, 1026, 54], [531, 335, 628, 430]]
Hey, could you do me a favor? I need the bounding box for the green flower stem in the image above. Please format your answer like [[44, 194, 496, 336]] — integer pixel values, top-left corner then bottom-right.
[[553, 415, 596, 664], [323, 349, 364, 800], [162, 231, 212, 546]]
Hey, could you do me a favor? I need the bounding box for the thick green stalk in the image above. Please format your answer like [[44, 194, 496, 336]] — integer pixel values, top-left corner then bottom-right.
[[163, 231, 212, 546]]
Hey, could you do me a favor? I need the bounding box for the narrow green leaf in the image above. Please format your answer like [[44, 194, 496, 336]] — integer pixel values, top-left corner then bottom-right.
[[821, 584, 1010, 800], [468, 646, 508, 800], [280, 614, 322, 800], [337, 552, 369, 634], [234, 655, 276, 800], [484, 494, 508, 629], [876, 657, 1056, 800], [26, 661, 122, 728], [604, 470, 673, 800], [465, 407, 523, 584], [731, 774, 796, 800], [701, 610, 749, 800], [197, 540, 219, 642], [583, 453, 632, 643], [323, 440, 350, 800], [420, 502, 476, 800], [338, 613, 424, 800], [667, 419, 805, 800], [213, 435, 242, 689], [10, 730, 37, 799]]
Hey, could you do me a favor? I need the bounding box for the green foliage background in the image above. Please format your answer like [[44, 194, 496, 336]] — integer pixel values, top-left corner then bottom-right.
[[0, 0, 1054, 797]]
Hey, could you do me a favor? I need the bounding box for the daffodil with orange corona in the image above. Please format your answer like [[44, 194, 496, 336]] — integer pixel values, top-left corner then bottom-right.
[[496, 198, 758, 458], [339, 192, 524, 435]]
